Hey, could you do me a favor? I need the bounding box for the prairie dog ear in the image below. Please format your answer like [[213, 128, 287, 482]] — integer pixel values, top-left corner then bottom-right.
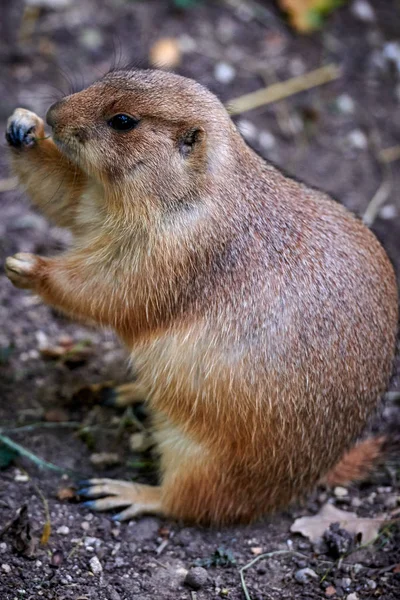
[[178, 127, 205, 157]]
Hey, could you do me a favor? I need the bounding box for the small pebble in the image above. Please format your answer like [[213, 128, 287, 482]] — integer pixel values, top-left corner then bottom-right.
[[129, 432, 152, 452], [342, 578, 352, 588], [184, 566, 209, 590], [81, 521, 90, 531], [79, 28, 103, 51], [383, 42, 400, 72], [347, 129, 368, 150], [351, 497, 362, 508], [51, 551, 63, 567], [178, 34, 196, 53], [236, 119, 257, 142], [366, 579, 377, 590], [14, 471, 29, 483], [346, 594, 359, 600], [351, 0, 375, 22], [1, 564, 11, 574], [84, 537, 101, 548], [214, 62, 236, 84], [295, 567, 319, 584], [379, 204, 397, 220], [258, 131, 276, 151], [56, 526, 70, 536], [0, 543, 7, 553], [336, 94, 355, 114], [89, 556, 103, 575], [289, 57, 306, 76], [334, 486, 348, 498], [325, 585, 336, 597], [90, 452, 120, 468]]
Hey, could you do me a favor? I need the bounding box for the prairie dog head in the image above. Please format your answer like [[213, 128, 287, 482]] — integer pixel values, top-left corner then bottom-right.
[[46, 69, 235, 204]]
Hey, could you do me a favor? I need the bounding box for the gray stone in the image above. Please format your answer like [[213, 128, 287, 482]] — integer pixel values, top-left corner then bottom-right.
[[184, 566, 209, 590]]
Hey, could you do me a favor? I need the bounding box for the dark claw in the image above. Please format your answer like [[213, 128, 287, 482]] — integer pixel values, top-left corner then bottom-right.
[[77, 479, 92, 487], [6, 121, 36, 149]]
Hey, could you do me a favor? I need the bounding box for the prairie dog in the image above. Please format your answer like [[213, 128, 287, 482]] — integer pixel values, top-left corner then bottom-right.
[[5, 69, 398, 524]]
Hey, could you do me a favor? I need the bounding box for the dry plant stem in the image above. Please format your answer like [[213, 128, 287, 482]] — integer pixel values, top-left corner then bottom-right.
[[240, 551, 310, 600], [379, 145, 400, 163], [362, 172, 391, 227], [239, 539, 394, 600], [385, 391, 400, 402], [2, 422, 82, 434], [362, 127, 392, 227], [227, 64, 341, 115], [31, 480, 52, 545], [0, 433, 80, 476]]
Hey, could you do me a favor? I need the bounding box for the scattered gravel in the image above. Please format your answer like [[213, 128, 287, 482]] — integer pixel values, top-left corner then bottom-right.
[[294, 567, 319, 584]]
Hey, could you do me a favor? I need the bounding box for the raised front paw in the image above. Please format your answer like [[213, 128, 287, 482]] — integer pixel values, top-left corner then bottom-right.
[[6, 108, 45, 149], [5, 253, 42, 290]]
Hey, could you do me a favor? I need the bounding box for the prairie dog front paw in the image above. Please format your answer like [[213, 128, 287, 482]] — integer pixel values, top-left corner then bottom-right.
[[6, 109, 45, 149], [5, 253, 42, 290]]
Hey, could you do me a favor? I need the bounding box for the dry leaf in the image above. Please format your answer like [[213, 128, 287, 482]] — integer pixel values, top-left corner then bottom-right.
[[149, 38, 181, 69], [38, 334, 92, 365], [279, 0, 344, 33], [0, 505, 38, 557], [57, 486, 77, 502], [291, 503, 385, 544], [44, 408, 70, 423]]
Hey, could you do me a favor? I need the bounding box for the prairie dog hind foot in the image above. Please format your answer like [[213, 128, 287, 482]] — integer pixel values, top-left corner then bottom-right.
[[78, 479, 163, 521]]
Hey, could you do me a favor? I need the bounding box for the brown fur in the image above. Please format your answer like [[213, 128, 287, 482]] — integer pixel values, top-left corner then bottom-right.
[[5, 69, 398, 525]]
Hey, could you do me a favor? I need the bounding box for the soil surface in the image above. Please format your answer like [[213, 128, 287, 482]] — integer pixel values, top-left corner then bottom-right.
[[1, 1, 400, 599]]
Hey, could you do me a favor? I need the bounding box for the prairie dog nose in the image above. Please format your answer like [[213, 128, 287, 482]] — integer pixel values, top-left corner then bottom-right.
[[46, 100, 65, 127]]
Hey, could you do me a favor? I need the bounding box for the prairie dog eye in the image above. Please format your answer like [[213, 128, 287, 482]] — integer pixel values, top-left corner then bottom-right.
[[107, 114, 139, 132]]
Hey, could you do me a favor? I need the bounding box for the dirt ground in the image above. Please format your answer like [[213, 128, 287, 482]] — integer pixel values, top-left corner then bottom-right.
[[1, 1, 400, 599]]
